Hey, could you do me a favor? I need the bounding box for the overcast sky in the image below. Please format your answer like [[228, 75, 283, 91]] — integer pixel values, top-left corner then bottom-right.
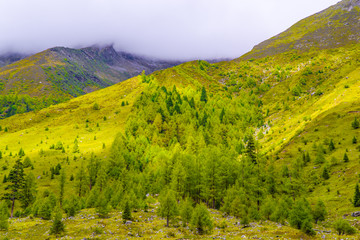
[[0, 0, 340, 60]]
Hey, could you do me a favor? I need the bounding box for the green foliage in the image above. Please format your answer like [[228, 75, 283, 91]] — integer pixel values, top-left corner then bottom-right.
[[93, 103, 100, 110], [333, 219, 356, 235], [352, 117, 359, 129], [4, 159, 25, 218], [23, 157, 33, 168], [200, 86, 207, 103], [289, 199, 314, 235], [21, 173, 37, 209], [122, 201, 132, 223], [0, 95, 63, 119], [343, 153, 349, 162], [96, 193, 110, 218], [180, 198, 193, 226], [158, 190, 178, 227], [322, 166, 330, 180], [312, 199, 327, 223], [353, 184, 360, 207], [191, 204, 213, 235], [50, 208, 65, 236], [0, 201, 9, 231]]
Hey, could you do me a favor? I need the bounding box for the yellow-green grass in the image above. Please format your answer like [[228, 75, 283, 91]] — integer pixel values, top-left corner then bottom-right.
[[0, 76, 142, 200], [0, 205, 350, 240]]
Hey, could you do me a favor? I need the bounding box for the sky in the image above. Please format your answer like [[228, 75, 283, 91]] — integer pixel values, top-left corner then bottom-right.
[[0, 0, 340, 60]]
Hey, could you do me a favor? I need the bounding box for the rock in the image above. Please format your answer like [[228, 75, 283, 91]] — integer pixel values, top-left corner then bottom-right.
[[125, 220, 133, 225], [351, 211, 360, 217]]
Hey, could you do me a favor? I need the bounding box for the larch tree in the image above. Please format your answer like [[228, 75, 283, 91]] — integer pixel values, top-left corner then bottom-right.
[[4, 159, 25, 218]]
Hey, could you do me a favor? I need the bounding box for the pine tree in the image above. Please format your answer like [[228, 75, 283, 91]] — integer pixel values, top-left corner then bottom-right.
[[352, 117, 359, 129], [312, 199, 327, 223], [96, 193, 110, 218], [343, 153, 349, 163], [50, 207, 65, 236], [353, 136, 357, 144], [200, 86, 208, 103], [191, 204, 213, 235], [5, 159, 25, 218], [353, 184, 360, 207], [180, 198, 193, 227], [59, 168, 66, 208], [76, 164, 88, 197], [122, 201, 132, 223], [158, 190, 178, 227], [289, 199, 314, 235], [329, 139, 335, 151], [21, 173, 37, 209], [219, 108, 225, 124], [246, 135, 257, 164], [18, 148, 25, 158], [0, 201, 9, 231], [322, 166, 330, 180]]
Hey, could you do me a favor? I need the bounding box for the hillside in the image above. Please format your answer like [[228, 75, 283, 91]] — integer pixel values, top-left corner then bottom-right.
[[0, 45, 180, 118], [1, 0, 360, 239], [242, 0, 360, 59], [0, 53, 28, 68]]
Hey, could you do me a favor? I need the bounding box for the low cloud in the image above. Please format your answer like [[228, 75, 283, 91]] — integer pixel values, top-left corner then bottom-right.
[[0, 0, 339, 60]]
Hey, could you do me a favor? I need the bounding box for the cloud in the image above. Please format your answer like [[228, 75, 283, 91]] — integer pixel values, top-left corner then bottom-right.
[[0, 0, 339, 60]]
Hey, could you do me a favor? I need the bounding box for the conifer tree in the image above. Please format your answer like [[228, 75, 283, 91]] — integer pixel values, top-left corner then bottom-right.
[[200, 86, 208, 103], [59, 168, 66, 208], [180, 198, 193, 227], [289, 199, 314, 235], [343, 153, 349, 162], [158, 190, 178, 227], [76, 164, 88, 197], [246, 135, 257, 164], [354, 184, 360, 207], [96, 193, 110, 218], [122, 201, 132, 223], [352, 117, 359, 129], [21, 172, 37, 209], [50, 207, 65, 236], [0, 201, 9, 231], [191, 204, 213, 235], [329, 139, 335, 151], [352, 136, 357, 144], [5, 159, 25, 218], [312, 199, 327, 223], [322, 166, 330, 180]]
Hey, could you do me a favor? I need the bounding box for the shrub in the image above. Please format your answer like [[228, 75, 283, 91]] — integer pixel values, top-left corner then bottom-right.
[[333, 219, 356, 235]]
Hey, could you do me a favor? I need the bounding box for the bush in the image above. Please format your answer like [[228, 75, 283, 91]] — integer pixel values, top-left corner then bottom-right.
[[191, 204, 213, 235], [333, 219, 356, 235], [93, 103, 100, 110]]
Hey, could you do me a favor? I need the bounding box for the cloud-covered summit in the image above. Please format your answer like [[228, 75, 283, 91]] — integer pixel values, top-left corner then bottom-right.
[[0, 0, 339, 60]]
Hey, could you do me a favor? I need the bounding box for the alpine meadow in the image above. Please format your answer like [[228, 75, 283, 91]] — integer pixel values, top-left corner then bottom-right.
[[1, 0, 360, 239]]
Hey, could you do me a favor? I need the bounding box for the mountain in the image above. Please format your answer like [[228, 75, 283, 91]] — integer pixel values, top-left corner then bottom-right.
[[1, 0, 360, 239], [0, 52, 28, 68], [242, 0, 360, 59], [0, 45, 180, 98]]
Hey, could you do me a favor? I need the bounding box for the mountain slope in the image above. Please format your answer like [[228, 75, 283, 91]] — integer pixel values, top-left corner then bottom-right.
[[0, 52, 28, 68], [242, 0, 360, 59], [0, 45, 180, 98]]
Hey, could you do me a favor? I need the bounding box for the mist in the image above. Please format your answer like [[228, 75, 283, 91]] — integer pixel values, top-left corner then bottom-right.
[[0, 0, 340, 60]]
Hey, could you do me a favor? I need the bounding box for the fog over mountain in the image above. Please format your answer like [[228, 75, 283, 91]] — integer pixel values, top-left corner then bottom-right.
[[0, 0, 339, 60]]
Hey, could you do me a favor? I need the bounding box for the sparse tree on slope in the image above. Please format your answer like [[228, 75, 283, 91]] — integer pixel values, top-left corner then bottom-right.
[[4, 159, 25, 218]]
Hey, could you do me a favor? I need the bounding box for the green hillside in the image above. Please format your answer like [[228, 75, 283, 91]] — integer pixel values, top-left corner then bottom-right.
[[0, 45, 179, 119], [1, 0, 360, 239]]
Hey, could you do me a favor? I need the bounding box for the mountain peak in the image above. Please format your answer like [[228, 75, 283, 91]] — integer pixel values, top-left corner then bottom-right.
[[241, 0, 360, 59], [337, 0, 360, 11]]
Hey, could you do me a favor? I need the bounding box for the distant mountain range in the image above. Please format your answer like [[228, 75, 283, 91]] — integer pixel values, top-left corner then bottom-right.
[[0, 45, 181, 98]]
